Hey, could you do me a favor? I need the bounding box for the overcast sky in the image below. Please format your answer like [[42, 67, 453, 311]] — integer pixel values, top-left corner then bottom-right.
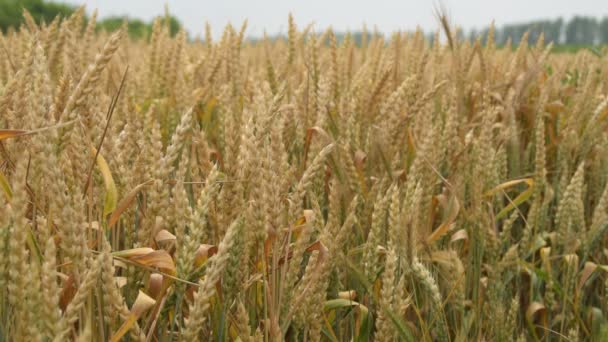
[[62, 0, 606, 38]]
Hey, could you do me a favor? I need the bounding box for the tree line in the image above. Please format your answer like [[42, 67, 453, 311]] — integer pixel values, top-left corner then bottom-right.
[[469, 16, 608, 46], [255, 16, 608, 49], [1, 0, 606, 46], [0, 0, 181, 39]]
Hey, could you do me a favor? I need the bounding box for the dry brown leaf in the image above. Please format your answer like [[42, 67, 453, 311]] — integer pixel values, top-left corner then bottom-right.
[[108, 181, 152, 228], [59, 275, 77, 311], [526, 301, 547, 330], [354, 150, 367, 170], [113, 248, 155, 258], [0, 129, 27, 140], [131, 250, 176, 275], [338, 290, 357, 300], [563, 254, 579, 267], [148, 273, 164, 299], [115, 276, 127, 289], [450, 229, 468, 245], [545, 100, 565, 115], [155, 229, 176, 243], [427, 194, 460, 244], [110, 290, 156, 342], [194, 244, 218, 268], [305, 240, 329, 265], [90, 146, 117, 216], [303, 126, 332, 168], [577, 261, 597, 294]]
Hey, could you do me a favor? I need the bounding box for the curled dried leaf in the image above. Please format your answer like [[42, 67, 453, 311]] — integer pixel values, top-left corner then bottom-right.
[[450, 229, 468, 245], [545, 100, 565, 115], [115, 276, 127, 289], [112, 248, 155, 258], [194, 244, 218, 268], [354, 150, 367, 170], [338, 290, 357, 300], [148, 273, 164, 299], [110, 290, 156, 342], [90, 146, 117, 217], [526, 301, 547, 328], [577, 262, 597, 293], [563, 254, 579, 267], [108, 180, 152, 228], [155, 229, 176, 243], [427, 194, 460, 244], [131, 250, 176, 275]]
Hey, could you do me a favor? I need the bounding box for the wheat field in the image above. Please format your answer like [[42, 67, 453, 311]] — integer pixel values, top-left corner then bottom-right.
[[1, 8, 608, 341]]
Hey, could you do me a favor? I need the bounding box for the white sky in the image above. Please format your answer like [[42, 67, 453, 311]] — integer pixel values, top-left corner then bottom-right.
[[63, 0, 607, 38]]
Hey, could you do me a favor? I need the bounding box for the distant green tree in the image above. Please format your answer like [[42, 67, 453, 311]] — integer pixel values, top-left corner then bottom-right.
[[163, 15, 182, 37], [565, 16, 598, 44], [350, 32, 366, 47], [565, 17, 580, 44], [527, 19, 563, 44], [98, 16, 151, 40], [97, 15, 182, 40], [600, 17, 608, 44], [0, 0, 183, 39], [480, 16, 608, 47], [548, 18, 564, 44], [0, 0, 74, 32], [500, 24, 527, 45]]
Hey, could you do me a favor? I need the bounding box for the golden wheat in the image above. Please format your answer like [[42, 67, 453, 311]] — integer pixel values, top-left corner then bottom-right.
[[1, 9, 608, 341]]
